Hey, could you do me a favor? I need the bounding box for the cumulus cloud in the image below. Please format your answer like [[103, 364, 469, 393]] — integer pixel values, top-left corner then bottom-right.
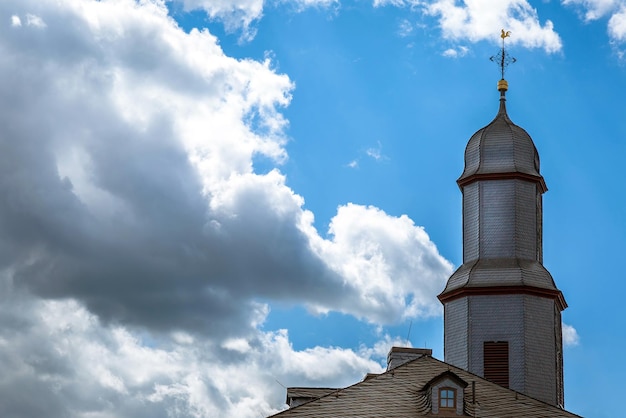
[[563, 0, 626, 45], [1, 0, 294, 338], [0, 0, 452, 415], [442, 45, 469, 57], [25, 13, 47, 27], [0, 0, 453, 337], [313, 204, 452, 321], [365, 141, 388, 161], [562, 0, 621, 21], [286, 0, 339, 10], [176, 0, 338, 40], [609, 6, 626, 41], [563, 322, 580, 347], [374, 0, 412, 8], [345, 141, 396, 169], [397, 18, 415, 37], [373, 0, 562, 53], [425, 0, 562, 53], [177, 0, 265, 40], [0, 286, 388, 418]]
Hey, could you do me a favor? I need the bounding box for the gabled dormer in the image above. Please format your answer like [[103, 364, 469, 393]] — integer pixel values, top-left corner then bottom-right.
[[424, 371, 468, 416]]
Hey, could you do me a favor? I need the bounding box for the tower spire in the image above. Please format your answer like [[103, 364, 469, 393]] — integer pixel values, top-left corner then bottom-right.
[[440, 31, 566, 407], [490, 29, 516, 93]]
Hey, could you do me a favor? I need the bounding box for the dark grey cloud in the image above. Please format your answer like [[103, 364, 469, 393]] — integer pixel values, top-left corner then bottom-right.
[[0, 0, 453, 345], [0, 0, 356, 339]]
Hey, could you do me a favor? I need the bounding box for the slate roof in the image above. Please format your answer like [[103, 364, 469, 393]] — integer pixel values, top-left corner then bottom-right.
[[457, 91, 545, 192], [268, 355, 582, 418], [442, 258, 560, 294], [287, 387, 338, 400]]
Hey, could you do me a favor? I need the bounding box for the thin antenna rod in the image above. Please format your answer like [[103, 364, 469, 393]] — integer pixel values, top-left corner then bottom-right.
[[274, 378, 286, 389], [405, 320, 412, 346]]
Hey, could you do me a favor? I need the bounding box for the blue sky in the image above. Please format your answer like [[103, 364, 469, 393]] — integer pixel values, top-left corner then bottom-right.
[[0, 0, 624, 417]]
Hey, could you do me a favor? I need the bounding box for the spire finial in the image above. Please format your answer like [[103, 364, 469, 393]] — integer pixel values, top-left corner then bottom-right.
[[490, 29, 516, 91]]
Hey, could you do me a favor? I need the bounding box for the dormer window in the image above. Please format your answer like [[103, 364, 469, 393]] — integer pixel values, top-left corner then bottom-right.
[[424, 371, 467, 415], [439, 388, 456, 409]]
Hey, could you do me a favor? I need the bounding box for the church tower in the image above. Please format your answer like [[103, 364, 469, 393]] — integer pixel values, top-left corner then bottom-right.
[[438, 34, 567, 407]]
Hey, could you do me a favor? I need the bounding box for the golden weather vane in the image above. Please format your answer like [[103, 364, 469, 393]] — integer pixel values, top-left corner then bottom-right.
[[490, 29, 516, 80]]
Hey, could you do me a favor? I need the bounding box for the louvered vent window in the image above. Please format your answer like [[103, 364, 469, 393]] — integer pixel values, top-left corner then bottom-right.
[[484, 341, 509, 388]]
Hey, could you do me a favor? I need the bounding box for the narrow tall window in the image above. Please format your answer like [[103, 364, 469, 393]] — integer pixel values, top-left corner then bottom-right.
[[484, 341, 509, 388], [439, 388, 456, 409]]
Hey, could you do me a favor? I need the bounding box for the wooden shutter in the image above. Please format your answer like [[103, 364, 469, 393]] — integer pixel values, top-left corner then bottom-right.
[[484, 341, 509, 388]]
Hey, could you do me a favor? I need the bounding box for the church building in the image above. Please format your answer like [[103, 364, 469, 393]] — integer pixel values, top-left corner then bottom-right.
[[267, 39, 579, 417]]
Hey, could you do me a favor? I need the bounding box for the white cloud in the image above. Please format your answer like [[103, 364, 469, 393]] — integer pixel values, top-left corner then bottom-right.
[[608, 5, 626, 40], [442, 45, 468, 57], [372, 0, 562, 52], [346, 141, 393, 168], [374, 0, 413, 8], [0, 289, 387, 418], [562, 0, 626, 45], [365, 141, 387, 161], [178, 0, 265, 40], [425, 0, 562, 53], [366, 148, 382, 159], [287, 0, 339, 10], [397, 18, 415, 37], [176, 0, 338, 40], [311, 204, 453, 322], [563, 323, 580, 347], [26, 13, 46, 27], [10, 15, 21, 26], [562, 0, 621, 21]]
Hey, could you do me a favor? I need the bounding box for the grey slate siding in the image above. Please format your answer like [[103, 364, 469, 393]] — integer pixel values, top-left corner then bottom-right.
[[444, 298, 468, 370], [515, 180, 537, 260], [523, 295, 559, 405], [463, 182, 479, 261], [444, 293, 562, 406], [536, 192, 543, 263], [481, 180, 516, 258], [463, 179, 539, 262], [555, 305, 564, 406]]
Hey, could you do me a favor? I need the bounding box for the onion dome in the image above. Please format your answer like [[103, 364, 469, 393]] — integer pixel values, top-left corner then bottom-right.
[[457, 80, 547, 193]]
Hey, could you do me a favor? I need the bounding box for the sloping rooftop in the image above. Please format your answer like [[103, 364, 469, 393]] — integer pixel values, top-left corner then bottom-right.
[[268, 354, 582, 418]]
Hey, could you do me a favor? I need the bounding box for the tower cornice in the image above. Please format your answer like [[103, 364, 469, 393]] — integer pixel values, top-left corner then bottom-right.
[[457, 171, 547, 193], [438, 285, 567, 312]]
